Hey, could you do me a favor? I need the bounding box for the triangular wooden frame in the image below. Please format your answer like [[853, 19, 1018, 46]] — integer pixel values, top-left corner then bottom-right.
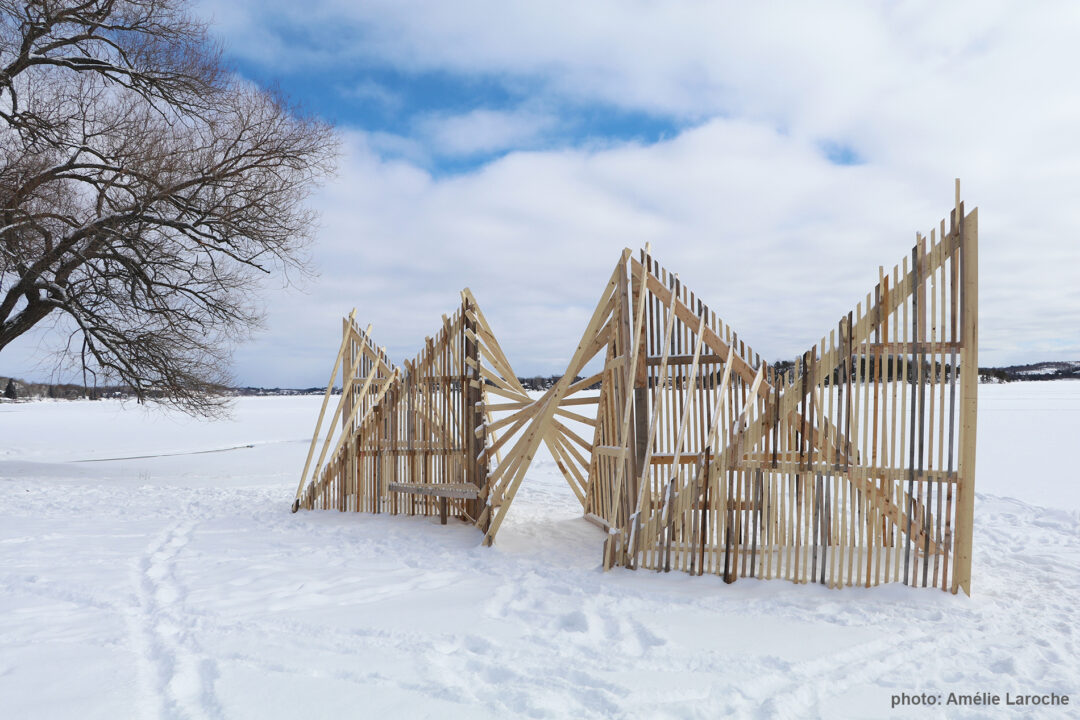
[[293, 290, 525, 531], [485, 183, 977, 594]]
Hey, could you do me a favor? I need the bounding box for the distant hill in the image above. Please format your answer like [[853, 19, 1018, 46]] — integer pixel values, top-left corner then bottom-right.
[[980, 361, 1080, 383]]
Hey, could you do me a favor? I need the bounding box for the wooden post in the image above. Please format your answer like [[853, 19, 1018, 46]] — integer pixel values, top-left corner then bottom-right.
[[631, 252, 650, 509], [294, 309, 355, 507], [615, 261, 635, 529], [343, 316, 353, 435], [463, 297, 481, 522], [953, 200, 978, 596]]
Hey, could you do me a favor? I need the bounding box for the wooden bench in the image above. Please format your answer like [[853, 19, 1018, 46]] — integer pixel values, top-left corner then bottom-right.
[[387, 482, 480, 524]]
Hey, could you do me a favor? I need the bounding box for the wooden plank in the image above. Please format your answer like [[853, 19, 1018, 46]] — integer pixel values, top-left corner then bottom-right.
[[953, 201, 978, 596], [561, 396, 601, 406], [483, 384, 533, 402], [554, 407, 598, 427], [584, 512, 612, 531], [933, 236, 947, 588], [941, 223, 958, 590], [646, 353, 727, 366], [855, 341, 962, 354], [904, 242, 919, 586], [294, 309, 356, 506], [626, 279, 682, 552], [387, 482, 480, 499], [874, 267, 886, 586], [485, 401, 533, 412], [566, 372, 605, 396]]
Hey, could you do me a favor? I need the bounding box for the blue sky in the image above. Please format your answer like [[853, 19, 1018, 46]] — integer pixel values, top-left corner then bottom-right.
[[229, 57, 688, 176], [5, 1, 1080, 387]]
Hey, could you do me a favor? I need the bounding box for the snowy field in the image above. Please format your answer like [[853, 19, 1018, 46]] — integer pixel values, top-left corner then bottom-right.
[[1, 381, 1078, 719]]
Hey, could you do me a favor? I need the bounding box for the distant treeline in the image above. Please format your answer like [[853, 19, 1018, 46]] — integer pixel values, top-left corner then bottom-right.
[[2, 378, 119, 400], [769, 359, 1080, 384], [2, 360, 1077, 403], [0, 378, 326, 401]]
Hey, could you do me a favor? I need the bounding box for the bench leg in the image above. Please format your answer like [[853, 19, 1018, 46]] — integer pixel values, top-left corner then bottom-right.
[[440, 496, 448, 525]]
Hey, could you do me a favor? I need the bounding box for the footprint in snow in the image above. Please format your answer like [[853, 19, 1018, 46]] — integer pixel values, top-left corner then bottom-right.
[[558, 610, 589, 633]]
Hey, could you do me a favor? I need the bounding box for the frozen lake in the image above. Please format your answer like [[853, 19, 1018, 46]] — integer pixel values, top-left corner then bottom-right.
[[1, 382, 1078, 718]]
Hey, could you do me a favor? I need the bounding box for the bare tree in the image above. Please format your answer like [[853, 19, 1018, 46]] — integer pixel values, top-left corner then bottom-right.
[[0, 0, 337, 414]]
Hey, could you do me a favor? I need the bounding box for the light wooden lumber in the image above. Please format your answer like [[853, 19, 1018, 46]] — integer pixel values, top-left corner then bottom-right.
[[296, 186, 978, 598]]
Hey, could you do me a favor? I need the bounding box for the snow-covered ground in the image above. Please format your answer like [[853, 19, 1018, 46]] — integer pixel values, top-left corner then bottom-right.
[[1, 382, 1078, 719]]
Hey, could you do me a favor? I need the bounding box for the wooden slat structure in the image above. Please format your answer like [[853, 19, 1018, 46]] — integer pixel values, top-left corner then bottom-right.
[[486, 182, 978, 594], [293, 290, 525, 530], [294, 183, 978, 595]]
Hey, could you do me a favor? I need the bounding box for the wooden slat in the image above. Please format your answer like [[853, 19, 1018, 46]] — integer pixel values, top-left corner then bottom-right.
[[295, 309, 356, 503]]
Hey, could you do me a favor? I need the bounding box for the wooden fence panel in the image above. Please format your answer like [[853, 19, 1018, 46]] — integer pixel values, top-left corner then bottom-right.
[[293, 185, 978, 595], [582, 186, 978, 594], [294, 292, 525, 531]]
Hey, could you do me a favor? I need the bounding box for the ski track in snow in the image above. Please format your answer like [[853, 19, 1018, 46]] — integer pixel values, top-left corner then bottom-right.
[[132, 519, 223, 720], [1, 391, 1079, 718]]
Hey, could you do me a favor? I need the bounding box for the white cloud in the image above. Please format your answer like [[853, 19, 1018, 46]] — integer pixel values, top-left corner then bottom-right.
[[199, 2, 1074, 136], [415, 108, 557, 157], [234, 113, 1080, 386], [341, 79, 402, 112]]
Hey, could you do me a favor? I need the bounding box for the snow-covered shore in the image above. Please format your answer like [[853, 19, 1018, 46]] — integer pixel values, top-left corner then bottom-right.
[[1, 383, 1078, 719]]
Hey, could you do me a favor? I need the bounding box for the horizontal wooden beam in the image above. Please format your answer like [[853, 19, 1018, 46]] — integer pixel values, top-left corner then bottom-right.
[[355, 447, 463, 456], [734, 460, 959, 484], [645, 353, 727, 367], [387, 482, 479, 499], [584, 512, 612, 531], [855, 342, 962, 355]]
